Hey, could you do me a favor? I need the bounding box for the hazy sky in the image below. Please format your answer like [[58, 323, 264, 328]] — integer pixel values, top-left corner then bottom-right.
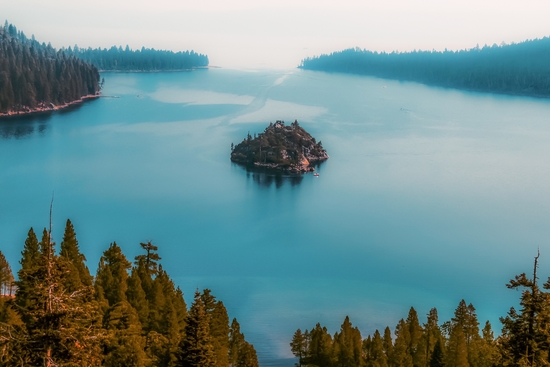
[[5, 0, 550, 69]]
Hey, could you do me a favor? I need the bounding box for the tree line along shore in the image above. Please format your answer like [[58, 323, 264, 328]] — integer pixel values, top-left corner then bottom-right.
[[0, 22, 209, 116], [300, 37, 550, 97]]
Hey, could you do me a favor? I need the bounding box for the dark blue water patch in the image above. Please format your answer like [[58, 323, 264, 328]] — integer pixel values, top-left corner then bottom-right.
[[0, 101, 96, 139]]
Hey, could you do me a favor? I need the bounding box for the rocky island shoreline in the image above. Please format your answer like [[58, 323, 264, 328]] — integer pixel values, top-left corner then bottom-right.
[[230, 120, 328, 173]]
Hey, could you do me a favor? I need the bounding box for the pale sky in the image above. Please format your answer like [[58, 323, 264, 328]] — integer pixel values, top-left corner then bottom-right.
[[4, 0, 550, 69]]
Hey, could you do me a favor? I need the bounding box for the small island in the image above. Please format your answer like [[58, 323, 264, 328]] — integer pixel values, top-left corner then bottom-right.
[[230, 120, 328, 173]]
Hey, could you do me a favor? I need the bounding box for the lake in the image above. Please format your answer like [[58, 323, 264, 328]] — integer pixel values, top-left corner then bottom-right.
[[2, 68, 550, 366]]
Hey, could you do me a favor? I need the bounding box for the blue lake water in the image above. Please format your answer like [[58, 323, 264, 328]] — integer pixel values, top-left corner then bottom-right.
[[2, 68, 550, 366]]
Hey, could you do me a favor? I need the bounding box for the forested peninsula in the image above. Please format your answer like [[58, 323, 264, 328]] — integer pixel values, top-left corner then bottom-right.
[[0, 23, 100, 116], [0, 219, 259, 367], [63, 45, 209, 72], [300, 37, 550, 97], [231, 120, 328, 173]]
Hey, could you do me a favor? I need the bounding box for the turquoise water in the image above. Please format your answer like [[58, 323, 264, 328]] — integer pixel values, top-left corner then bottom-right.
[[2, 69, 550, 365]]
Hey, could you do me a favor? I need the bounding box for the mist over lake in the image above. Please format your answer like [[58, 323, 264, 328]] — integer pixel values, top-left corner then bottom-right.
[[2, 68, 550, 366]]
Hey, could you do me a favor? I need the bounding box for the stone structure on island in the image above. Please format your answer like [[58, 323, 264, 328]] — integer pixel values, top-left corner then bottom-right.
[[230, 120, 329, 173]]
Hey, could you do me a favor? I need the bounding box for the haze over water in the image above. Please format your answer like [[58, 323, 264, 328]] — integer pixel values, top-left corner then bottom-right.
[[2, 69, 550, 365]]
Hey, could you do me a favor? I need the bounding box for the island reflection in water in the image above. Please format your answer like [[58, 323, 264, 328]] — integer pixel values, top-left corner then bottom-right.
[[236, 161, 326, 188]]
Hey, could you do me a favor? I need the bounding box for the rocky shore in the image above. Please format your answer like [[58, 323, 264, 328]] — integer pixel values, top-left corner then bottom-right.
[[0, 94, 100, 118]]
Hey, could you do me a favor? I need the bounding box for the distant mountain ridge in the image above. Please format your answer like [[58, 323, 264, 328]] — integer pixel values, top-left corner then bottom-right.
[[300, 37, 550, 97]]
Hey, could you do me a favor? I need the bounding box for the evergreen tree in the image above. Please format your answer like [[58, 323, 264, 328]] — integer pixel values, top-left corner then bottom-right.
[[499, 253, 550, 366], [307, 323, 334, 367], [0, 251, 14, 296], [201, 289, 230, 367], [422, 308, 442, 367], [445, 325, 470, 367], [103, 301, 147, 367], [366, 329, 389, 367], [59, 219, 93, 291], [126, 266, 149, 326], [333, 316, 362, 367], [476, 321, 496, 367], [428, 339, 444, 367], [405, 307, 425, 367], [291, 328, 308, 367], [236, 341, 259, 367], [10, 226, 102, 366], [228, 318, 259, 367], [177, 290, 216, 367], [391, 319, 413, 367], [383, 326, 394, 362], [95, 242, 131, 307], [19, 227, 40, 270], [229, 318, 245, 367], [135, 241, 161, 277]]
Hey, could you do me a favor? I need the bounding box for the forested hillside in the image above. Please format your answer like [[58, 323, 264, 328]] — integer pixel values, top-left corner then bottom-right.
[[300, 37, 550, 97], [0, 220, 258, 367], [0, 22, 100, 115], [64, 45, 209, 71], [290, 255, 548, 367]]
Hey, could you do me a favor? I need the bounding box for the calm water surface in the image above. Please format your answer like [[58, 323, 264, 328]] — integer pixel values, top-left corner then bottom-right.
[[2, 69, 550, 366]]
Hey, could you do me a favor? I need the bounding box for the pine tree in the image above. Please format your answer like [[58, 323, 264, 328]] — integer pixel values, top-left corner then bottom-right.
[[103, 300, 147, 367], [229, 318, 259, 367], [59, 219, 93, 291], [366, 329, 389, 367], [405, 307, 424, 367], [499, 252, 550, 366], [236, 341, 259, 367], [126, 266, 149, 326], [135, 241, 161, 277], [201, 289, 230, 367], [445, 325, 470, 367], [476, 321, 496, 367], [177, 290, 216, 367], [307, 323, 334, 367], [20, 227, 40, 270], [95, 242, 131, 307], [333, 316, 362, 367], [422, 308, 442, 367], [0, 251, 14, 296], [383, 326, 394, 362], [229, 318, 245, 367], [391, 319, 413, 367], [291, 329, 307, 367], [11, 226, 102, 366], [428, 339, 444, 367]]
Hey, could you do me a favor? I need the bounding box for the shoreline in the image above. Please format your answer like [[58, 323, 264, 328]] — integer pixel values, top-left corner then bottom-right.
[[98, 66, 211, 73], [0, 94, 100, 118]]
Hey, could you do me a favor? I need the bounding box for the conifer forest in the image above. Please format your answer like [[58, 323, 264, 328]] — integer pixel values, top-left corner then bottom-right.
[[63, 45, 209, 72], [0, 23, 100, 114], [300, 38, 550, 97], [289, 253, 550, 367], [0, 220, 259, 367]]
